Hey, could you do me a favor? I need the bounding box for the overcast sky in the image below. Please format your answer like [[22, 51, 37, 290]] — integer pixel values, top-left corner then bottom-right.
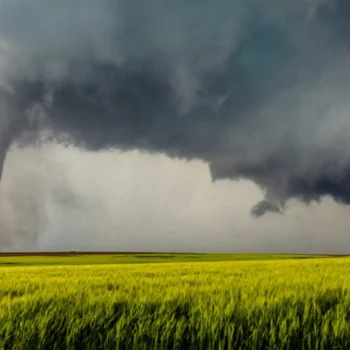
[[0, 0, 350, 253], [0, 143, 349, 254]]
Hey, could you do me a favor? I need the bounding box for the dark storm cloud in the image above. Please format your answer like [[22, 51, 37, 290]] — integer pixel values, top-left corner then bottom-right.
[[0, 0, 350, 215]]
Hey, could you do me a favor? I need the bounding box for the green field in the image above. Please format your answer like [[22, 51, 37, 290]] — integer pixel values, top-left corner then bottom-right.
[[0, 252, 328, 266], [1, 254, 350, 349]]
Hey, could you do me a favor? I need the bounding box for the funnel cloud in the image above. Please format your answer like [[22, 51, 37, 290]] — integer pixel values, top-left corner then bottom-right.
[[0, 0, 350, 218]]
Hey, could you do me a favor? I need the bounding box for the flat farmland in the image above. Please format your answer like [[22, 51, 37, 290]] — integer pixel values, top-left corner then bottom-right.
[[0, 254, 350, 349], [0, 252, 328, 266]]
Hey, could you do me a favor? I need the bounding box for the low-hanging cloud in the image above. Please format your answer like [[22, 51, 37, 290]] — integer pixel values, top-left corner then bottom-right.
[[0, 0, 349, 217], [4, 143, 350, 253]]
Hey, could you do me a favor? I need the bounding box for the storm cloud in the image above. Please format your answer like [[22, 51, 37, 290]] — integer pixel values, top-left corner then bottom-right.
[[0, 0, 350, 215]]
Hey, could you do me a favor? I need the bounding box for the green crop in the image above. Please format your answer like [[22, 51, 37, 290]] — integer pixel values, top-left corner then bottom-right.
[[0, 257, 349, 349], [0, 253, 325, 266]]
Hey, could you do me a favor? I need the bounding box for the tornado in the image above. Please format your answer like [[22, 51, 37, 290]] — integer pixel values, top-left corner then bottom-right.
[[0, 90, 19, 181]]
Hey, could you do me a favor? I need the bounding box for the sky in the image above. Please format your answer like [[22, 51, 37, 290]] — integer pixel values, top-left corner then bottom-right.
[[1, 143, 349, 253], [0, 0, 350, 252]]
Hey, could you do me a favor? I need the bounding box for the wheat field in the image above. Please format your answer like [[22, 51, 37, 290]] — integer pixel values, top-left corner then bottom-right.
[[0, 256, 350, 349]]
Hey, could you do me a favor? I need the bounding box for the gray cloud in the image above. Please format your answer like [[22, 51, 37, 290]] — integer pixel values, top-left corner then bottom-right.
[[2, 144, 350, 253], [0, 0, 349, 217]]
